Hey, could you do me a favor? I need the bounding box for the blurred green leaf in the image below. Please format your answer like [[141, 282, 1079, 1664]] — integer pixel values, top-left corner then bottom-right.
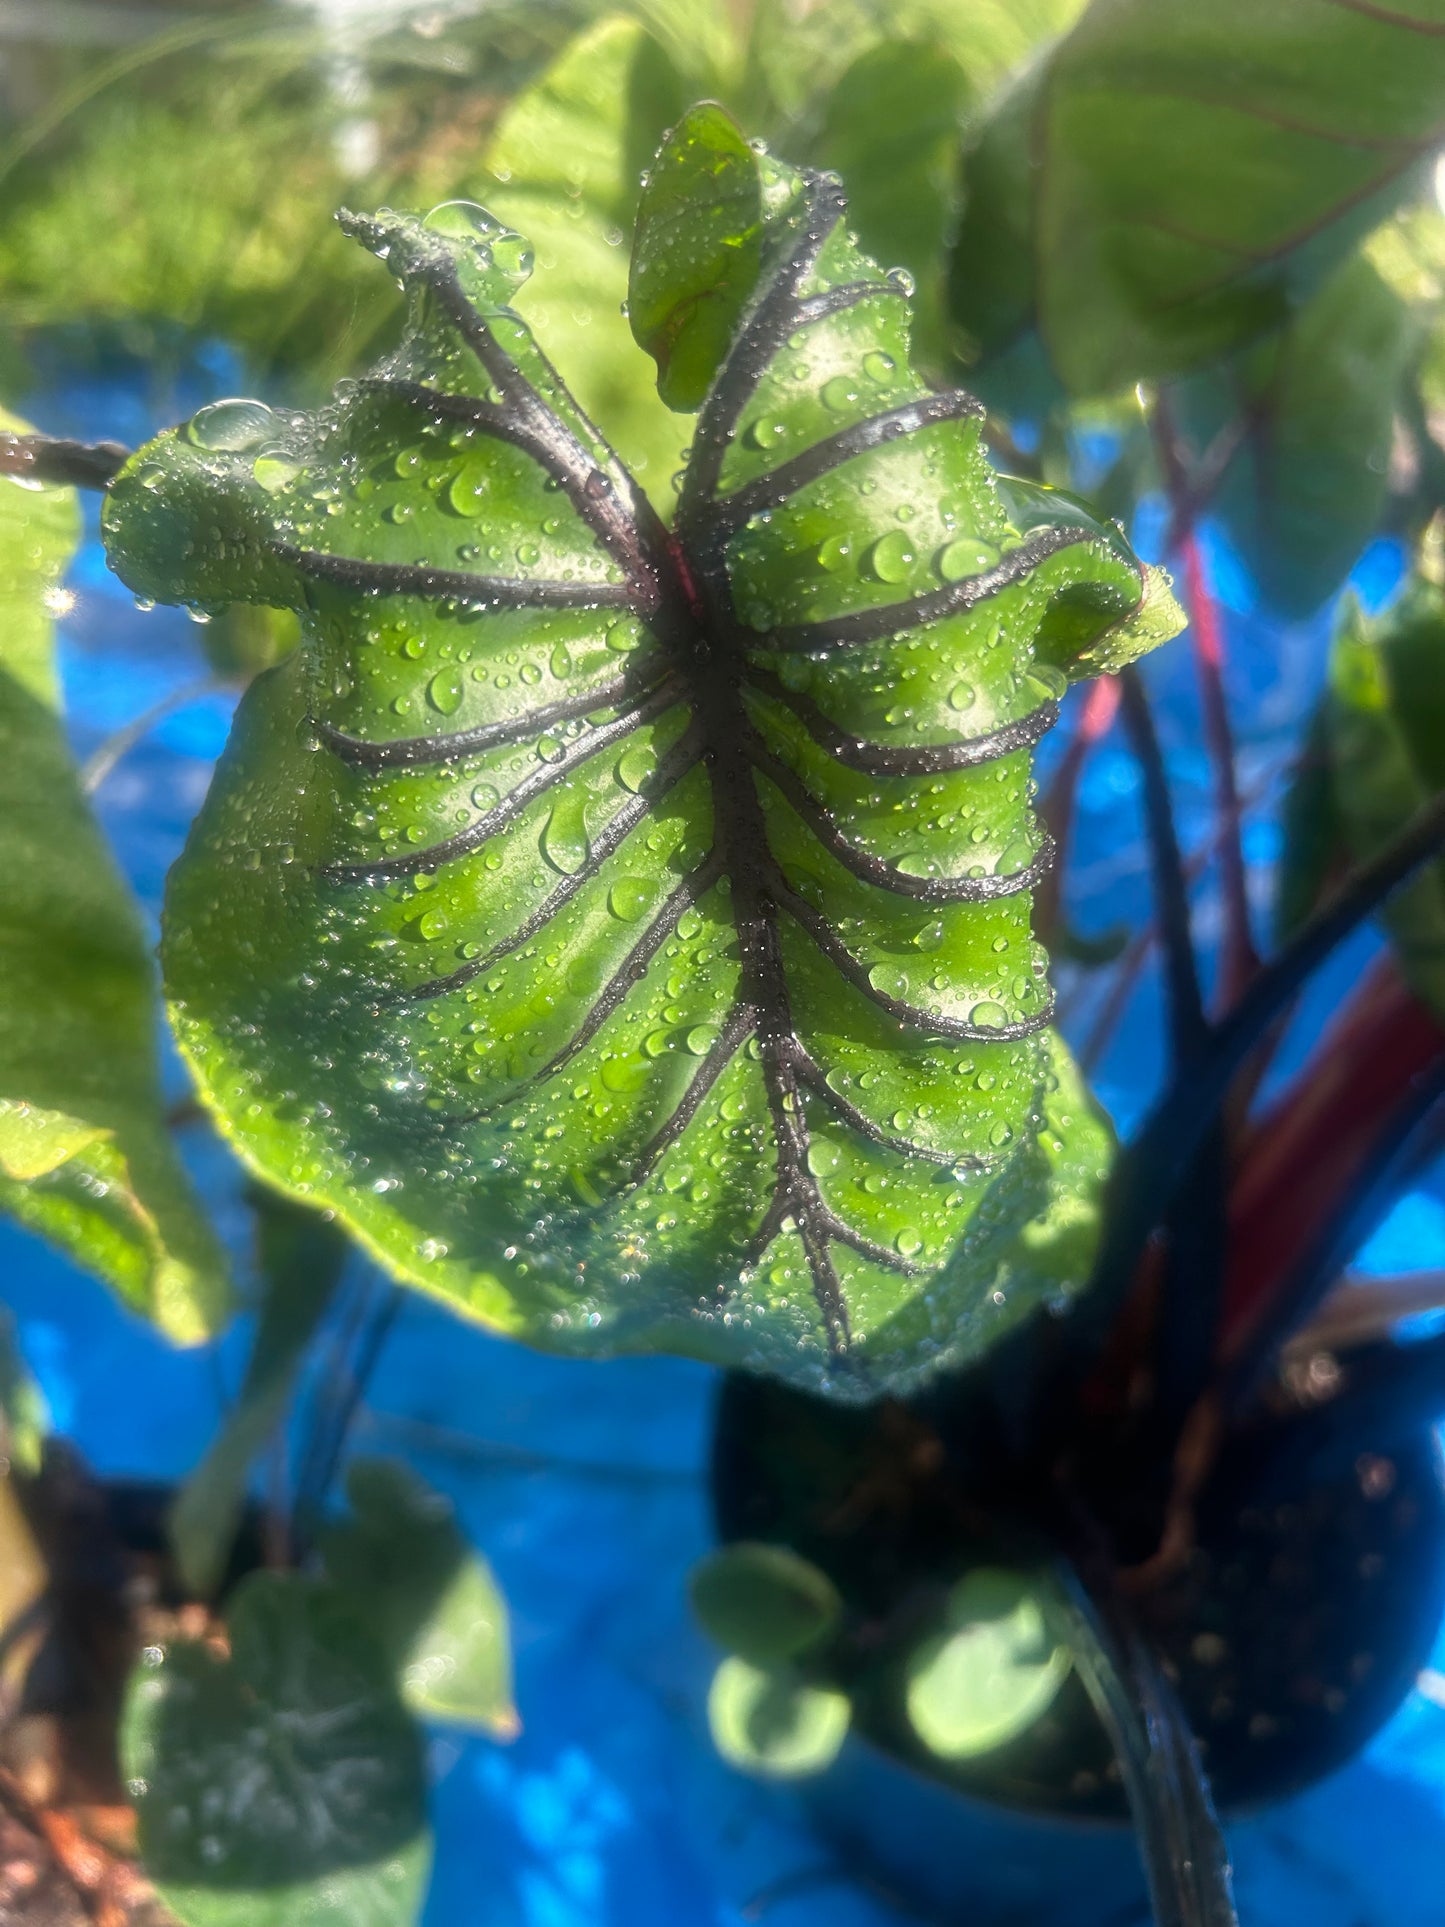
[[952, 0, 1445, 396], [322, 1458, 517, 1739], [122, 1571, 431, 1927], [484, 14, 690, 500], [707, 1654, 850, 1778], [169, 1193, 349, 1599], [1326, 579, 1445, 1015], [0, 414, 226, 1341], [629, 103, 763, 410], [0, 8, 599, 388], [904, 1566, 1070, 1760], [690, 1540, 841, 1665], [811, 41, 969, 371], [1173, 255, 1411, 618], [948, 59, 1046, 369]]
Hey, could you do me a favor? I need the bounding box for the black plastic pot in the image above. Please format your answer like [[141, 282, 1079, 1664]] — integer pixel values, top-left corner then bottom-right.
[[709, 1370, 1445, 1920]]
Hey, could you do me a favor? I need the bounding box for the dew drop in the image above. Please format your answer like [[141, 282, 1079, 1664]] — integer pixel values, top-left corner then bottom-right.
[[820, 374, 860, 413], [428, 666, 465, 714], [254, 452, 303, 494], [608, 877, 650, 922], [185, 398, 276, 452], [449, 464, 488, 515], [861, 349, 896, 384], [867, 530, 915, 583], [970, 1001, 1008, 1030], [746, 416, 787, 450], [616, 743, 656, 793], [937, 538, 992, 581], [543, 792, 590, 875], [816, 532, 852, 574]]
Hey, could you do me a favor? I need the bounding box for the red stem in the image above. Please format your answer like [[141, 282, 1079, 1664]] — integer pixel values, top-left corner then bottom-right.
[[1219, 954, 1445, 1357]]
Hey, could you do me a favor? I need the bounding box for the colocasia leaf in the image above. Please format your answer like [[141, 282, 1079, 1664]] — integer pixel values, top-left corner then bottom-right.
[[1173, 255, 1410, 619], [104, 111, 1181, 1399], [952, 0, 1445, 395]]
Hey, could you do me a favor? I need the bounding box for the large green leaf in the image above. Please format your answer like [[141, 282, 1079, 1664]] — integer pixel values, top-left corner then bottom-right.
[[0, 418, 226, 1341], [1172, 254, 1411, 618], [952, 0, 1445, 395], [320, 1458, 517, 1739], [105, 120, 1180, 1400], [121, 1572, 430, 1927]]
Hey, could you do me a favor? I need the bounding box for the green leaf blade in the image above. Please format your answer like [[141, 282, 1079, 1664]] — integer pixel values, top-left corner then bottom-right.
[[1173, 254, 1411, 618], [112, 142, 1169, 1400], [904, 1567, 1070, 1760], [690, 1541, 841, 1665], [1325, 581, 1445, 1015]]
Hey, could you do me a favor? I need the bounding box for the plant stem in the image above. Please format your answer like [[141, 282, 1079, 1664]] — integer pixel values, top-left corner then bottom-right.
[[1087, 783, 1445, 1330], [1151, 393, 1257, 1005], [1053, 1558, 1238, 1927], [0, 432, 130, 492], [1119, 669, 1229, 1421], [1119, 669, 1206, 1055], [82, 677, 223, 793]]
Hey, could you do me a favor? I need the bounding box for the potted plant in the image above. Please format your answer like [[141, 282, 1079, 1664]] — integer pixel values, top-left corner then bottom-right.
[[2, 3, 1445, 1922]]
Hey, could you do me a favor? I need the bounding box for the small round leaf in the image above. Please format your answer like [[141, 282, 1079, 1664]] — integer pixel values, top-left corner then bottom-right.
[[904, 1567, 1070, 1760], [121, 1572, 430, 1927], [707, 1656, 850, 1780], [689, 1540, 841, 1664]]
